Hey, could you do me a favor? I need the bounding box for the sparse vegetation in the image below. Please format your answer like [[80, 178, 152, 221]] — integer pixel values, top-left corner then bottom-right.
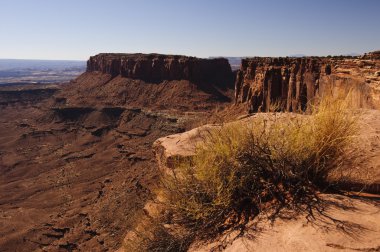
[[123, 209, 190, 252], [127, 96, 359, 251]]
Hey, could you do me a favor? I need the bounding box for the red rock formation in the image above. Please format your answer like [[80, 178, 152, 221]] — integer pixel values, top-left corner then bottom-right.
[[87, 53, 233, 88], [235, 54, 380, 112]]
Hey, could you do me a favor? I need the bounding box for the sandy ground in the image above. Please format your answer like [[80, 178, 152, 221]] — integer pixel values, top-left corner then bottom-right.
[[192, 194, 380, 252]]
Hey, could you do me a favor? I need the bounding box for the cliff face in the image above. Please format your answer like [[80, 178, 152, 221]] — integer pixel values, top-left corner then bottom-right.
[[235, 54, 380, 112], [87, 53, 233, 88], [53, 53, 237, 110]]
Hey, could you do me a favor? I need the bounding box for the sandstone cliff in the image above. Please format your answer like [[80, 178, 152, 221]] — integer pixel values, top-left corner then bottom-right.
[[87, 53, 233, 88], [55, 53, 236, 111], [235, 54, 380, 112]]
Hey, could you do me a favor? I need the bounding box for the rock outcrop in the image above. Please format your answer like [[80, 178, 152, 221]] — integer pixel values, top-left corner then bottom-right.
[[235, 53, 380, 112], [57, 53, 236, 111], [87, 53, 234, 88], [363, 50, 380, 60], [153, 111, 380, 192], [150, 110, 380, 252]]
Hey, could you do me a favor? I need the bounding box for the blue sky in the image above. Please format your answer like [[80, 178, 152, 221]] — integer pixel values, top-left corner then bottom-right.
[[0, 0, 379, 60]]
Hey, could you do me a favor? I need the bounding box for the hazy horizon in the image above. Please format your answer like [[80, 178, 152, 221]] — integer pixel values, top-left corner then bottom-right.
[[0, 52, 370, 61], [1, 0, 380, 60], [0, 58, 85, 61]]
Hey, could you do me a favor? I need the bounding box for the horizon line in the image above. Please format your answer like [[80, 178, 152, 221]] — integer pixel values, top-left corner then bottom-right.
[[0, 51, 375, 62], [0, 58, 87, 62]]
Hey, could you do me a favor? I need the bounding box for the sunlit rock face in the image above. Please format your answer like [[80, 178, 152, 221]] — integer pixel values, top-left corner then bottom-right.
[[234, 53, 380, 112]]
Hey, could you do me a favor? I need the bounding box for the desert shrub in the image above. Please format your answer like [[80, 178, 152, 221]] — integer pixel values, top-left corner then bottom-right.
[[127, 96, 359, 250], [160, 96, 358, 239]]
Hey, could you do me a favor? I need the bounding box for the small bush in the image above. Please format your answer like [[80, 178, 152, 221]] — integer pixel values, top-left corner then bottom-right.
[[160, 96, 358, 239], [123, 210, 190, 252]]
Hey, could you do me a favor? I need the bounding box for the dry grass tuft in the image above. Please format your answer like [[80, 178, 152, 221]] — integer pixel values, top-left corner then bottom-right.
[[123, 210, 190, 252]]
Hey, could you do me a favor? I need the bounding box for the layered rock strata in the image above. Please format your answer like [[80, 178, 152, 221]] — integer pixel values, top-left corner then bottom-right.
[[87, 53, 233, 88]]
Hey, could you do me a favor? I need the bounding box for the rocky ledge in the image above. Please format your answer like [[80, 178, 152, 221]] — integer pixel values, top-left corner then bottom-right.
[[87, 53, 233, 87], [235, 53, 380, 112], [153, 111, 380, 192], [124, 110, 380, 252]]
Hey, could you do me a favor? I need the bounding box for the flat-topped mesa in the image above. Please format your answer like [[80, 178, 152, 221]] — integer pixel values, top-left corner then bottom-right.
[[87, 53, 233, 87], [235, 55, 380, 112]]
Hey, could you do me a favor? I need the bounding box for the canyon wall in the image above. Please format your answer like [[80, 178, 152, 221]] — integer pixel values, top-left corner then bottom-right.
[[87, 53, 233, 88], [86, 52, 380, 113], [235, 54, 380, 112]]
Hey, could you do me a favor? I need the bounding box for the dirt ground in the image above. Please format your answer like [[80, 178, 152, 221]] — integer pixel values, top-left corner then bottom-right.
[[0, 76, 234, 251]]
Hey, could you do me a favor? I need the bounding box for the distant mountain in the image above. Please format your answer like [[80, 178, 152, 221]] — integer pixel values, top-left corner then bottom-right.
[[0, 59, 86, 85]]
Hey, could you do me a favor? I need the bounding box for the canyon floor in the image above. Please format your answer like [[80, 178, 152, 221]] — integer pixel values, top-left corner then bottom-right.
[[0, 75, 234, 251]]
